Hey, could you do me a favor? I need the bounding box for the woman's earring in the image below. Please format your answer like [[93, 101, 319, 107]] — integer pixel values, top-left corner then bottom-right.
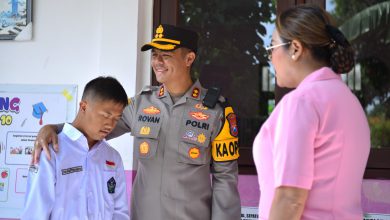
[[292, 54, 296, 60]]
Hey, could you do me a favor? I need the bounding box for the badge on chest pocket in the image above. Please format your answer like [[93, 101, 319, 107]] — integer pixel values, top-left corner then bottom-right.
[[107, 177, 116, 194]]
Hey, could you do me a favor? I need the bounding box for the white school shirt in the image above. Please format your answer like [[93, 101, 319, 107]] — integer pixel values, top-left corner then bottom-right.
[[21, 123, 130, 220]]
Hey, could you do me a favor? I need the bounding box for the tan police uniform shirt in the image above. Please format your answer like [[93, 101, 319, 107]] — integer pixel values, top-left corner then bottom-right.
[[109, 80, 241, 220]]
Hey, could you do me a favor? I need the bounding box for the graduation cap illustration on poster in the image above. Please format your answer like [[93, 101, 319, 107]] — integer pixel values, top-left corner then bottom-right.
[[32, 102, 48, 125]]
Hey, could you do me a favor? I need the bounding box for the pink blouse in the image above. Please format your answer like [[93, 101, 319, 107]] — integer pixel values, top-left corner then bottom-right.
[[253, 67, 370, 219]]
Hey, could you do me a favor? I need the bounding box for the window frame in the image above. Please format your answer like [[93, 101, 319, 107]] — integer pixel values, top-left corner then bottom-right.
[[152, 0, 390, 179]]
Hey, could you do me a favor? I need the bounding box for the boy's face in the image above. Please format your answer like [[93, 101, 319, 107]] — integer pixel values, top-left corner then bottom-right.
[[80, 99, 124, 143]]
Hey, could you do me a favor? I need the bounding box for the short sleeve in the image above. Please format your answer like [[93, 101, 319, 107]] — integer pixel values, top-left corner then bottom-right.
[[273, 95, 319, 189]]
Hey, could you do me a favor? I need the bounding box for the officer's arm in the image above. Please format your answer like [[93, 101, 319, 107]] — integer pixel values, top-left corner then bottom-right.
[[106, 97, 135, 140], [210, 104, 241, 220], [21, 147, 56, 220]]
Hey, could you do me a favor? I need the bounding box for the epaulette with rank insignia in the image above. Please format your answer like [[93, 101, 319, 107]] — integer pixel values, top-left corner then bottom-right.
[[138, 85, 155, 95]]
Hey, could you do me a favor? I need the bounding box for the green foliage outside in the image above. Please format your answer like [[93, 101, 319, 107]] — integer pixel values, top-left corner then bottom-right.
[[332, 0, 390, 148]]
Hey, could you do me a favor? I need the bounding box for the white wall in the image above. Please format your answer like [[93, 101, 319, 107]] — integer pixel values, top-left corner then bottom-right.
[[0, 0, 153, 169]]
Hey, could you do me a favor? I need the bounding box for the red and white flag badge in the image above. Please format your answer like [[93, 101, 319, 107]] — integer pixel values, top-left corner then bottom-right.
[[105, 160, 116, 169]]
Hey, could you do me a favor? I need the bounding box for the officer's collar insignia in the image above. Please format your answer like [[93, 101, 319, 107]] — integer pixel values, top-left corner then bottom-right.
[[143, 106, 161, 115], [158, 85, 165, 98], [107, 177, 116, 194], [189, 111, 210, 120], [191, 87, 200, 99], [105, 160, 116, 169], [188, 147, 200, 159]]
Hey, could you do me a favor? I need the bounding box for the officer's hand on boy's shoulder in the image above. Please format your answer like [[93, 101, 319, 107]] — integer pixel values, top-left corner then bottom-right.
[[32, 124, 59, 164]]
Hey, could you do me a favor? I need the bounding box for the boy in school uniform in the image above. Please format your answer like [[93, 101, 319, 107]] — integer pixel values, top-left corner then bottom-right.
[[21, 76, 130, 220]]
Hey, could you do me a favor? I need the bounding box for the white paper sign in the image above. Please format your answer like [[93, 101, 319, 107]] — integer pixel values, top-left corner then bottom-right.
[[0, 84, 77, 219]]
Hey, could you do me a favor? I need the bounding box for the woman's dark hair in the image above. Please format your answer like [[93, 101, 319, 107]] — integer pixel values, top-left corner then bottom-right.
[[276, 4, 354, 73], [82, 76, 128, 107]]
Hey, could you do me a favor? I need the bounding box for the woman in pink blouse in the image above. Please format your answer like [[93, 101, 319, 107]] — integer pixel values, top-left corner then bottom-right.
[[253, 4, 370, 220]]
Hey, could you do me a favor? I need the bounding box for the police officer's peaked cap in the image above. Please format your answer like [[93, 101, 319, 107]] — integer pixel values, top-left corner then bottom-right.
[[141, 24, 198, 53]]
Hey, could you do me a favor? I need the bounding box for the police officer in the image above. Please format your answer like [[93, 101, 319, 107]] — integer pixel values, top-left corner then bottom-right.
[[33, 24, 241, 220]]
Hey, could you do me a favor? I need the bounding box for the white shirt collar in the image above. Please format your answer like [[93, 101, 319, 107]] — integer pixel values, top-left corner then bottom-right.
[[62, 123, 84, 141]]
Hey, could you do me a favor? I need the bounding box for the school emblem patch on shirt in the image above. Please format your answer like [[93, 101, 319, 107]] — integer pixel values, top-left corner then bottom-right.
[[107, 177, 116, 194]]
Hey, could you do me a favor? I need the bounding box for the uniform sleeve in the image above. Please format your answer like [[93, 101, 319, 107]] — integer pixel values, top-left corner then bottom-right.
[[112, 156, 130, 220], [21, 148, 56, 220], [210, 104, 241, 220], [273, 95, 319, 189], [107, 97, 135, 140]]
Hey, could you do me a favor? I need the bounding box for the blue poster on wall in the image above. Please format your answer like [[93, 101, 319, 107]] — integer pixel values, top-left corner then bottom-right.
[[0, 0, 32, 40]]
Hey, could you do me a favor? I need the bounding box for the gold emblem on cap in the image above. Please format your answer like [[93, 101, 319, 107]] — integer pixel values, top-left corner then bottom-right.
[[155, 25, 164, 39]]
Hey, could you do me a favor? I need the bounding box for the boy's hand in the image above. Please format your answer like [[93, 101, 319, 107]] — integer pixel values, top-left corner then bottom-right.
[[32, 125, 59, 164]]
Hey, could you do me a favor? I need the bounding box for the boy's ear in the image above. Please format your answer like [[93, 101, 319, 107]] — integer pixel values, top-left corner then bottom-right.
[[79, 100, 87, 112]]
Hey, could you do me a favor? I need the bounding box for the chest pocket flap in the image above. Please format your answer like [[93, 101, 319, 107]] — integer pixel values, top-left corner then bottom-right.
[[178, 104, 218, 165], [132, 105, 163, 159]]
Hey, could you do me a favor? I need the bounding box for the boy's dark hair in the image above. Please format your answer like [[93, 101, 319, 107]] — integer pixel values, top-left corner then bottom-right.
[[82, 76, 128, 107]]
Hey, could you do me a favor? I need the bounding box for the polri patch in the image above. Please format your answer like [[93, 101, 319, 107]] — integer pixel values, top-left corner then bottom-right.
[[107, 177, 116, 194]]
